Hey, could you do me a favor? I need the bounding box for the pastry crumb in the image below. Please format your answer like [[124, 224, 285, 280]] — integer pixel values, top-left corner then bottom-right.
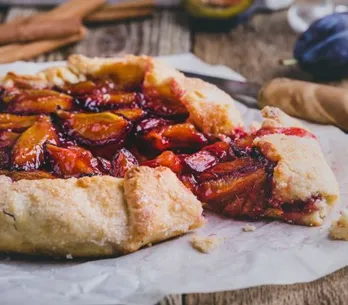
[[191, 235, 220, 253], [66, 254, 73, 260], [242, 224, 256, 232], [330, 210, 348, 240]]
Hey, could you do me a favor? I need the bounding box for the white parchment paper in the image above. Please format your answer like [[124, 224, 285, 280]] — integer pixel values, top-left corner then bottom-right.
[[0, 54, 348, 305]]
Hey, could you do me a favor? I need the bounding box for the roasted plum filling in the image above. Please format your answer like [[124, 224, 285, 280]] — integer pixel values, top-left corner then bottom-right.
[[0, 79, 319, 221]]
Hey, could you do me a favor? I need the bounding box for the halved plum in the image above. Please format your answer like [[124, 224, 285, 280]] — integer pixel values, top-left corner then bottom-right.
[[46, 144, 101, 177], [12, 116, 58, 170], [5, 89, 73, 114], [111, 148, 138, 178], [57, 110, 130, 146], [0, 114, 37, 131]]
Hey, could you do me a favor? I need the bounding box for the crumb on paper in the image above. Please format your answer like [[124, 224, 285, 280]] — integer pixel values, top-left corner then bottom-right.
[[330, 210, 348, 241], [191, 235, 220, 254], [242, 224, 256, 232], [66, 254, 73, 260]]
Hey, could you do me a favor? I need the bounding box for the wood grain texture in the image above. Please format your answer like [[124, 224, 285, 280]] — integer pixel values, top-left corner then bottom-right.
[[194, 10, 309, 84], [4, 7, 190, 61]]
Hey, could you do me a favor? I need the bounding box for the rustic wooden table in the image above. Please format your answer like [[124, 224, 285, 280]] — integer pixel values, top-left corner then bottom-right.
[[1, 3, 347, 305]]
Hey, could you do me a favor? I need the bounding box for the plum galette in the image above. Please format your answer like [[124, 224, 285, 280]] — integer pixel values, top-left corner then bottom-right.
[[0, 55, 339, 257]]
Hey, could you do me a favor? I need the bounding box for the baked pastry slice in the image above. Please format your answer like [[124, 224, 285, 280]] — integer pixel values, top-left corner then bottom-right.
[[0, 54, 339, 257], [0, 166, 204, 257], [143, 106, 339, 226], [185, 107, 339, 226], [0, 54, 243, 257]]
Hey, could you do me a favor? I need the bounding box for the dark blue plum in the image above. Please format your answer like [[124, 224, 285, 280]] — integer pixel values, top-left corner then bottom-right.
[[294, 13, 348, 80]]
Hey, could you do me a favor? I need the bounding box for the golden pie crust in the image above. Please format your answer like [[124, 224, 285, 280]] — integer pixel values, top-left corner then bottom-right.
[[0, 55, 339, 257]]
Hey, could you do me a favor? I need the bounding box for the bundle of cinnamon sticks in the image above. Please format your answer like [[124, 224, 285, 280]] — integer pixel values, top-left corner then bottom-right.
[[0, 0, 155, 63]]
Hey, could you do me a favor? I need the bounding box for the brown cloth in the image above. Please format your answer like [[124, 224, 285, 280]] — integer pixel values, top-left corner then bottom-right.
[[259, 78, 348, 132]]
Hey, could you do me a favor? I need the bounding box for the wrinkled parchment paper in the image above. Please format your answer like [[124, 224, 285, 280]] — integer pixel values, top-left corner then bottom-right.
[[1, 54, 348, 305]]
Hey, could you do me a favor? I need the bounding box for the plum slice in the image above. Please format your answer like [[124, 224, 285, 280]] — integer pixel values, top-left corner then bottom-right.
[[111, 148, 138, 178], [76, 92, 143, 112], [142, 96, 189, 119], [183, 141, 234, 173], [141, 123, 208, 152], [12, 116, 58, 170], [0, 114, 37, 131], [113, 108, 146, 121], [46, 144, 101, 178], [57, 110, 130, 146], [5, 89, 73, 114], [142, 150, 183, 175], [197, 164, 267, 213]]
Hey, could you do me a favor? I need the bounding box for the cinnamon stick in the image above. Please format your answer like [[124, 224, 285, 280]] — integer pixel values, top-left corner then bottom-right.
[[86, 8, 153, 23], [0, 27, 87, 64], [0, 17, 82, 45], [38, 0, 107, 20], [99, 0, 155, 10]]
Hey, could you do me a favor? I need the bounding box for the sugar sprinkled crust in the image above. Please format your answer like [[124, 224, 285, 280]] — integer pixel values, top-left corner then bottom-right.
[[143, 58, 244, 136], [0, 167, 204, 257], [0, 54, 243, 257], [254, 107, 339, 226]]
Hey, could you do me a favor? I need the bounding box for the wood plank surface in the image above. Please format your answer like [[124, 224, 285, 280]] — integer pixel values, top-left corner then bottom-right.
[[4, 7, 191, 61], [2, 5, 348, 305]]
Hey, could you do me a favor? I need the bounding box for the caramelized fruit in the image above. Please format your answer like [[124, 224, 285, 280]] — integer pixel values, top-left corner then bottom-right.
[[6, 89, 73, 114], [197, 167, 267, 209], [0, 78, 317, 222], [57, 110, 130, 146], [143, 96, 189, 119], [0, 114, 37, 131], [140, 123, 208, 152], [46, 144, 101, 177], [142, 150, 183, 174], [12, 116, 58, 170], [111, 148, 138, 178], [183, 141, 234, 173], [76, 92, 142, 112], [113, 108, 146, 121]]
